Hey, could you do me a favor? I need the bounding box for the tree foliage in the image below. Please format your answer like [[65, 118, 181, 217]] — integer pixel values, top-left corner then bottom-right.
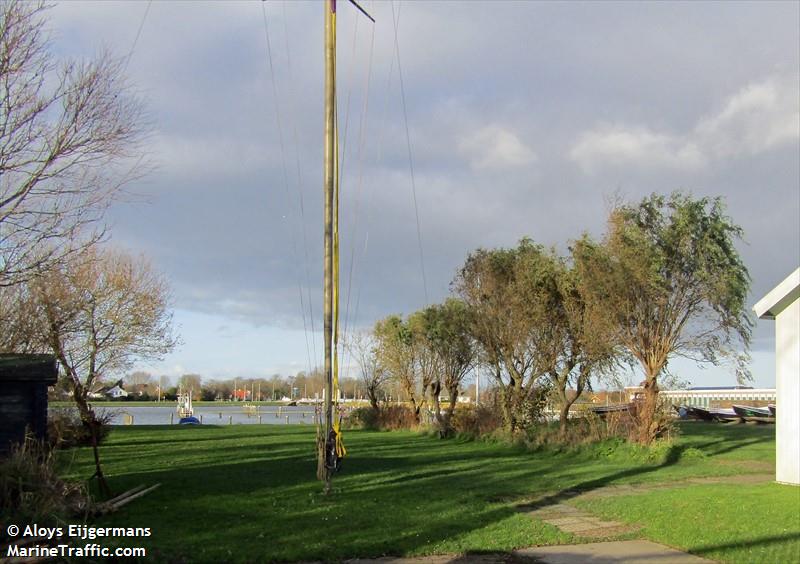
[[416, 298, 476, 435], [453, 239, 556, 432], [21, 246, 176, 492], [573, 192, 752, 443]]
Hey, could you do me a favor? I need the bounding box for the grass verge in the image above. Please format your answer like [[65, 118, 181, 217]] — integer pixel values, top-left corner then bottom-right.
[[54, 421, 794, 562]]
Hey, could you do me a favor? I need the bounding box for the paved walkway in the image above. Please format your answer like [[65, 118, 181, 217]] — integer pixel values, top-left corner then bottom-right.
[[345, 541, 715, 563], [345, 474, 775, 564], [517, 540, 717, 563]]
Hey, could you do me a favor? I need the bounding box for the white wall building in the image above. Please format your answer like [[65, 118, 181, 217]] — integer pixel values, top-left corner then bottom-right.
[[754, 267, 800, 486], [657, 387, 775, 408]]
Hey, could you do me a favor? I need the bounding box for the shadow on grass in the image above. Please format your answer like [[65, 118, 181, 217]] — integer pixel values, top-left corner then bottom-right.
[[691, 532, 800, 558], [521, 430, 770, 510], [75, 423, 776, 561]]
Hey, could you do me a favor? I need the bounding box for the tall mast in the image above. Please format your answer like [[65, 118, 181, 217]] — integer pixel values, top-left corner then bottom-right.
[[322, 0, 336, 494], [320, 0, 374, 495]]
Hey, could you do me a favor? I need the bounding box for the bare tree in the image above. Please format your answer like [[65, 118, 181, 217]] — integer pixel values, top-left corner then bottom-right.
[[0, 1, 148, 286], [28, 246, 177, 494], [346, 331, 388, 410]]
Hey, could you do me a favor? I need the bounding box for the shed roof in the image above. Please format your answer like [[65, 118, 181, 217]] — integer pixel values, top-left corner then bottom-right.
[[753, 267, 800, 320], [0, 354, 58, 383]]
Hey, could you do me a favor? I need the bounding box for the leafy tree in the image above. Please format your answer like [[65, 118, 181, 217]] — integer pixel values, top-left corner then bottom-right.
[[573, 192, 752, 444], [26, 246, 177, 494], [540, 258, 622, 435], [417, 298, 476, 436], [0, 1, 148, 286], [373, 315, 422, 420], [454, 239, 554, 433]]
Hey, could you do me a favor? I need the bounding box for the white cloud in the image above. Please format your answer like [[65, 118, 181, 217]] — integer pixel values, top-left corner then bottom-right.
[[570, 126, 706, 173], [695, 74, 800, 159], [458, 124, 537, 170], [571, 74, 799, 173]]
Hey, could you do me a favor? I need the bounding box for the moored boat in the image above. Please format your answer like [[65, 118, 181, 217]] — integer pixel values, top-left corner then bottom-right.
[[732, 404, 772, 418], [590, 404, 631, 418]]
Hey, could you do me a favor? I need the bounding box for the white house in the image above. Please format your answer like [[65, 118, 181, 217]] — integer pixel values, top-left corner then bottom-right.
[[754, 267, 800, 486]]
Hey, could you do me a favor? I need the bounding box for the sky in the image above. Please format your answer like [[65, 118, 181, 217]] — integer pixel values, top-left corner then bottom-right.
[[48, 1, 799, 389]]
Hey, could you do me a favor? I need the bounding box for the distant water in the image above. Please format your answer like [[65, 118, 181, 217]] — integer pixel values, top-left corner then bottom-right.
[[50, 405, 322, 426]]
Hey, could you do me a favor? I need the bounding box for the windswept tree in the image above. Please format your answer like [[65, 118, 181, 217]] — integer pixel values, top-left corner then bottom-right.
[[454, 239, 554, 432], [545, 260, 621, 435], [0, 1, 148, 287], [28, 246, 177, 493], [417, 298, 476, 435], [345, 331, 388, 410], [573, 192, 752, 444], [373, 315, 422, 419]]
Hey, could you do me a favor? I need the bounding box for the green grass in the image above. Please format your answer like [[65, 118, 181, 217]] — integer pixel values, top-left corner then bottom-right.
[[575, 483, 800, 563], [57, 421, 796, 562]]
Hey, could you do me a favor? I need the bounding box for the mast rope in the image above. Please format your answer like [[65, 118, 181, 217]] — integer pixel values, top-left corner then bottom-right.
[[261, 2, 315, 377], [391, 0, 428, 305], [280, 0, 319, 370], [123, 0, 153, 72], [348, 0, 396, 350], [341, 1, 377, 383]]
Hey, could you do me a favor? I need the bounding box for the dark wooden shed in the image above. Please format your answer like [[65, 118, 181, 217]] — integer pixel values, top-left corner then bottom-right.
[[0, 353, 59, 454]]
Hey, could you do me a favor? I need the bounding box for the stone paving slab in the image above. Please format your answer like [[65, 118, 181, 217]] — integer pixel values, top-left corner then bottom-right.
[[516, 540, 716, 563]]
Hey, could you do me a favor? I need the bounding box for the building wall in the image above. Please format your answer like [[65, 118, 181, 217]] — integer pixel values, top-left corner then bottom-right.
[[776, 297, 799, 485]]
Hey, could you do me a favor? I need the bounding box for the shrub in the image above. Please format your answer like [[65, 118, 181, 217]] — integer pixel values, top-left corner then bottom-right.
[[0, 437, 89, 541], [48, 408, 112, 450], [450, 405, 504, 438], [345, 405, 418, 430]]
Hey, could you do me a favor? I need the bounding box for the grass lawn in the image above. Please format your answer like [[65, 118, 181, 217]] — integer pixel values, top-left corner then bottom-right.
[[59, 421, 797, 562]]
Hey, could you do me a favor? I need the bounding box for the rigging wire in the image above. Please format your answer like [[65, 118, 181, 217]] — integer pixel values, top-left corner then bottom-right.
[[390, 0, 429, 304], [261, 2, 315, 377], [347, 0, 398, 365], [336, 2, 369, 377], [341, 1, 378, 379], [123, 0, 153, 72], [280, 0, 319, 371]]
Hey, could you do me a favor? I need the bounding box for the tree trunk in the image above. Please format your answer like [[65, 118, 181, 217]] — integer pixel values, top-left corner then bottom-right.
[[367, 383, 379, 411], [637, 371, 661, 445], [72, 386, 111, 497]]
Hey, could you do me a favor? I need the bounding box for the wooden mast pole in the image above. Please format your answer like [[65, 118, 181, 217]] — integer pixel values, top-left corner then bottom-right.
[[322, 0, 336, 494]]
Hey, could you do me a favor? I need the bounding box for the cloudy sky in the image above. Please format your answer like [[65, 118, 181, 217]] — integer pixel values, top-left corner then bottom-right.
[[49, 1, 799, 388]]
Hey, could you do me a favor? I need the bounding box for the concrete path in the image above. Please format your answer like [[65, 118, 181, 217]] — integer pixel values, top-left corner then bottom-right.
[[345, 541, 716, 563], [517, 540, 716, 563]]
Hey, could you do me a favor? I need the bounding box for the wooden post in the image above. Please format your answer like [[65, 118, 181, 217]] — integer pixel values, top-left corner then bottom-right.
[[170, 412, 174, 425], [321, 0, 337, 496]]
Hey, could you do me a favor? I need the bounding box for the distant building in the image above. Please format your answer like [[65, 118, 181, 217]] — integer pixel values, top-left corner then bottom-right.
[[90, 379, 129, 399], [655, 387, 775, 408], [754, 267, 799, 486]]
